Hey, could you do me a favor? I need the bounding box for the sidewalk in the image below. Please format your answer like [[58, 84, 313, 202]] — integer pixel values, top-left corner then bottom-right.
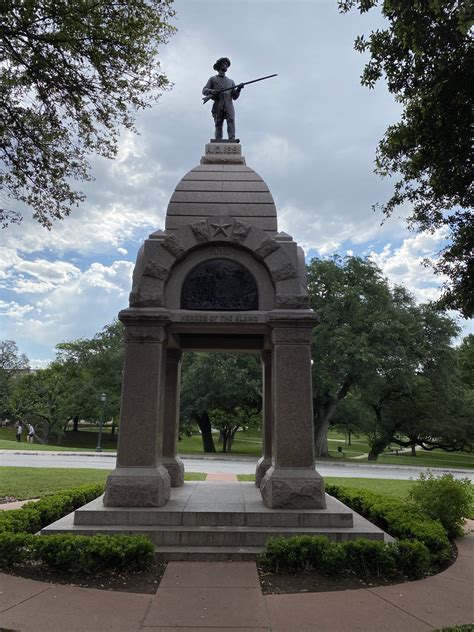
[[0, 521, 472, 631]]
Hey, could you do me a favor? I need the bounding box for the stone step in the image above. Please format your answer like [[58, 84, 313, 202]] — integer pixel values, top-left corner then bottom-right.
[[154, 545, 263, 562], [74, 507, 353, 528], [42, 521, 385, 546]]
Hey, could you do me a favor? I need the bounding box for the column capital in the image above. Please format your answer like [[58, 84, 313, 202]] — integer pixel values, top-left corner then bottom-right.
[[270, 326, 312, 345], [124, 324, 167, 344]]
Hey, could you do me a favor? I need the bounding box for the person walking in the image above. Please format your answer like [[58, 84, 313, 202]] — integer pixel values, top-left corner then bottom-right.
[[27, 423, 35, 444], [15, 421, 23, 442]]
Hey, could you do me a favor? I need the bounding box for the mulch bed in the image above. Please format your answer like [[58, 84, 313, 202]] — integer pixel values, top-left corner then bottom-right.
[[2, 561, 167, 594]]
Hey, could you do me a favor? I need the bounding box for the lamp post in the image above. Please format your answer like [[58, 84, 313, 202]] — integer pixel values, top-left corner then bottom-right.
[[96, 392, 107, 452]]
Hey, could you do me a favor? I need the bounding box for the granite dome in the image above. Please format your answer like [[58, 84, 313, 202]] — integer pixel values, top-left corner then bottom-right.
[[165, 144, 278, 235]]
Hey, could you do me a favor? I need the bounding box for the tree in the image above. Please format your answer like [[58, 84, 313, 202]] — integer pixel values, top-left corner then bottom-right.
[[55, 320, 124, 426], [308, 255, 418, 457], [360, 306, 469, 460], [1, 0, 175, 228], [10, 361, 69, 443], [339, 0, 473, 317], [180, 352, 261, 453], [0, 340, 29, 419]]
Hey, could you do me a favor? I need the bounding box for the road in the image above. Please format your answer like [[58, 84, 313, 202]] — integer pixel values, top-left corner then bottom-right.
[[1, 450, 473, 481]]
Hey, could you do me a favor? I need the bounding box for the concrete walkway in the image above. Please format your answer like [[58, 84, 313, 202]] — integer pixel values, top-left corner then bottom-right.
[[0, 522, 472, 631]]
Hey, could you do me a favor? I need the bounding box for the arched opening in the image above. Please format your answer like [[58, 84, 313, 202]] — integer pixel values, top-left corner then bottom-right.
[[181, 259, 258, 310]]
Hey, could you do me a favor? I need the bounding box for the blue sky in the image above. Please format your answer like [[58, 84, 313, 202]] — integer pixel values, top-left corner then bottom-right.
[[1, 0, 471, 367]]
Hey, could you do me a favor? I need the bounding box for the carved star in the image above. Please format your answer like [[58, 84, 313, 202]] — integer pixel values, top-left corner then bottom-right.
[[210, 219, 232, 237]]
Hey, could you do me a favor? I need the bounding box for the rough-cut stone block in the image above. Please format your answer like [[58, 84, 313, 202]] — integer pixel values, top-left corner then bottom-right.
[[275, 295, 310, 309], [254, 238, 280, 260], [260, 467, 326, 509], [143, 260, 170, 281], [163, 457, 185, 488], [231, 219, 252, 243], [190, 220, 211, 242], [135, 276, 164, 307], [255, 457, 272, 489], [161, 235, 186, 259], [104, 466, 171, 507]]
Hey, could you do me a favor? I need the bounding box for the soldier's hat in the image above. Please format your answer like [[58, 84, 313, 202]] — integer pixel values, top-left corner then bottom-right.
[[213, 57, 231, 71]]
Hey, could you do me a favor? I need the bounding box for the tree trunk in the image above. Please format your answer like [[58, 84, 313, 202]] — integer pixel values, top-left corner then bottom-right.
[[314, 401, 337, 458], [411, 444, 417, 456], [196, 412, 216, 453], [72, 415, 79, 432], [348, 429, 352, 446]]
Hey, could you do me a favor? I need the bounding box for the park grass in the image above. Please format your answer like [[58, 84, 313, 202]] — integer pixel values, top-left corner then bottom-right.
[[0, 428, 263, 456], [377, 450, 474, 469], [237, 475, 415, 498], [0, 467, 206, 499]]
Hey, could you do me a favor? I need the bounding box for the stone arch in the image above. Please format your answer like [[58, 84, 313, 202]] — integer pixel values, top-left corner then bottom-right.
[[130, 217, 309, 310]]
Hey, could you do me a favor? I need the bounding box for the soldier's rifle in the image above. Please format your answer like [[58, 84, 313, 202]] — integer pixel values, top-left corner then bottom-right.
[[202, 73, 277, 104]]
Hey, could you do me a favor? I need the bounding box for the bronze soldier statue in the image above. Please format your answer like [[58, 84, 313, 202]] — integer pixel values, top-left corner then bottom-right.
[[202, 57, 243, 142]]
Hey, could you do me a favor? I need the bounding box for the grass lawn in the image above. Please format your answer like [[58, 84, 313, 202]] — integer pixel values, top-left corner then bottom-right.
[[237, 475, 415, 498], [0, 428, 263, 456], [0, 467, 206, 500], [377, 450, 474, 469]]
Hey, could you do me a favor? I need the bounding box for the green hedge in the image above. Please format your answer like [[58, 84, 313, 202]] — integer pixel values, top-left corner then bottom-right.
[[260, 484, 452, 579], [260, 535, 430, 579], [0, 484, 155, 573], [325, 484, 452, 565]]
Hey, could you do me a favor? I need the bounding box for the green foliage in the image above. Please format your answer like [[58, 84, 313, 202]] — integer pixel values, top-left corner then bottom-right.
[[260, 535, 429, 579], [33, 534, 154, 573], [409, 473, 473, 539], [307, 255, 465, 460], [0, 340, 29, 420], [0, 533, 35, 567], [180, 352, 262, 453], [1, 0, 176, 227], [9, 321, 125, 443], [0, 484, 104, 534], [338, 0, 473, 317], [326, 484, 452, 565], [0, 483, 154, 573]]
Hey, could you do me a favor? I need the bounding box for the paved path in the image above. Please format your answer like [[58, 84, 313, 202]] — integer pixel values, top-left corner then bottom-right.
[[1, 450, 473, 481], [0, 523, 472, 631]]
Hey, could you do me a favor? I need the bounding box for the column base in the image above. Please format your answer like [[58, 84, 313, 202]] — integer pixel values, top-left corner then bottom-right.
[[260, 466, 326, 509], [103, 466, 171, 507], [163, 456, 185, 487], [255, 457, 272, 488]]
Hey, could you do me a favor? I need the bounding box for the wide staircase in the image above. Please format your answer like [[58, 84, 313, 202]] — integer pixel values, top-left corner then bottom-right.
[[41, 481, 390, 560]]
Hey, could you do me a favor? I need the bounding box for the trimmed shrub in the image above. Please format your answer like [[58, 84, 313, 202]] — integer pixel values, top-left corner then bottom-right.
[[393, 539, 431, 578], [0, 533, 35, 567], [325, 484, 451, 566], [0, 483, 155, 574], [259, 536, 430, 579], [33, 534, 154, 573], [409, 472, 473, 539], [343, 539, 396, 577]]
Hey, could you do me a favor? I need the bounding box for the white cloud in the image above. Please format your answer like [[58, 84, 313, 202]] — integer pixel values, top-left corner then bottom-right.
[[369, 230, 448, 302]]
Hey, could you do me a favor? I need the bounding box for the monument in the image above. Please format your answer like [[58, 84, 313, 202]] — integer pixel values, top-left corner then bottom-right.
[[43, 60, 390, 556], [103, 134, 326, 510]]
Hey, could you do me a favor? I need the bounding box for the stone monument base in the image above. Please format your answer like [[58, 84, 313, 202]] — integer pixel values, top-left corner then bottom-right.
[[103, 466, 171, 507], [260, 467, 326, 509], [163, 456, 185, 488], [42, 481, 392, 561]]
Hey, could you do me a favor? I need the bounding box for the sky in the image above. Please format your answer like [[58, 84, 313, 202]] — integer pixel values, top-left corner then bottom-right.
[[1, 0, 471, 367]]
